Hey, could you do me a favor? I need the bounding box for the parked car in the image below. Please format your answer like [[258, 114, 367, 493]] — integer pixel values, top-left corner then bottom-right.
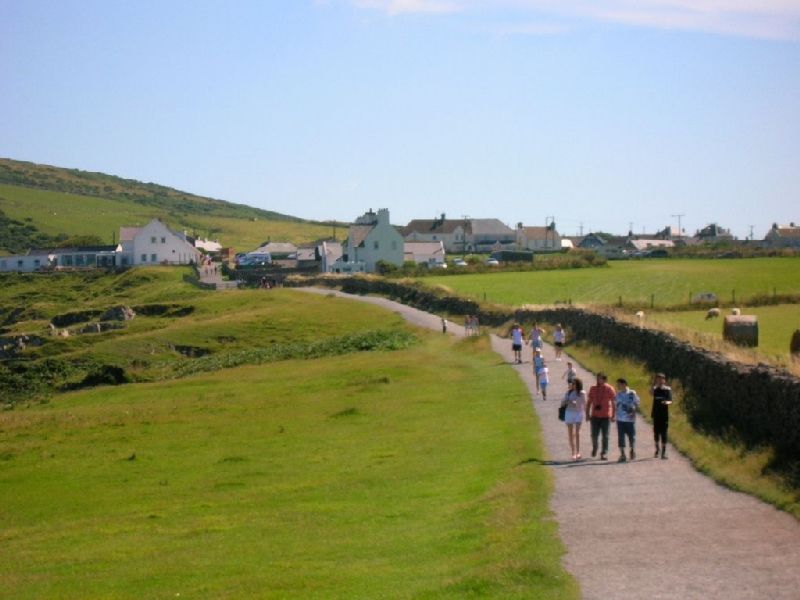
[[485, 258, 500, 266], [453, 258, 468, 267]]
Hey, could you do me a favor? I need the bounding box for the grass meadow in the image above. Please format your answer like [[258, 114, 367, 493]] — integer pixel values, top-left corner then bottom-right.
[[0, 275, 577, 598], [426, 257, 800, 309], [0, 183, 334, 251]]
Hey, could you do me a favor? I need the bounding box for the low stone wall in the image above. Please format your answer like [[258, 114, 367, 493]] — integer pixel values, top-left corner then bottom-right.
[[290, 275, 800, 458]]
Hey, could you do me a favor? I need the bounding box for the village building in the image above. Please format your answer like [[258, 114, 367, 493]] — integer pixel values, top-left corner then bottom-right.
[[515, 224, 561, 252], [117, 219, 200, 266], [764, 223, 800, 248], [331, 208, 404, 273], [404, 241, 446, 267], [400, 214, 469, 253]]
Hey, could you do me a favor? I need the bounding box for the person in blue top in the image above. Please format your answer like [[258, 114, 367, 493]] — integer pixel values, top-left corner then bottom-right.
[[614, 378, 640, 462]]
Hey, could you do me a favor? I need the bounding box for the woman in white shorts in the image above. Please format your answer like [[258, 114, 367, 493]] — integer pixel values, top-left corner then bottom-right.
[[562, 377, 587, 461]]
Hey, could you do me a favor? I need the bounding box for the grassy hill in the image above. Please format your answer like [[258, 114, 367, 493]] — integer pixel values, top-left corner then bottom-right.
[[0, 158, 338, 252], [0, 269, 575, 597]]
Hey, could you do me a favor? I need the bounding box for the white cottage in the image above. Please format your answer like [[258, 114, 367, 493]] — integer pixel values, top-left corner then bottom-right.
[[117, 219, 200, 266], [404, 241, 446, 267], [332, 209, 404, 273]]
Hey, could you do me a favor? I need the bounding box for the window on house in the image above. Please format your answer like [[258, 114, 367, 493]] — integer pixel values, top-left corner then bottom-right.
[[0, 260, 6, 268], [151, 253, 157, 262], [151, 236, 157, 243], [17, 260, 23, 267], [75, 255, 85, 266], [141, 254, 148, 262], [34, 259, 40, 267], [121, 256, 129, 266], [373, 241, 379, 250], [161, 237, 166, 243], [63, 255, 73, 266]]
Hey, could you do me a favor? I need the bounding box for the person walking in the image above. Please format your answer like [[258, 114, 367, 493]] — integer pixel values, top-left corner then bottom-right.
[[651, 372, 673, 459], [562, 361, 577, 386], [553, 324, 566, 361], [615, 378, 640, 462], [528, 323, 546, 356], [533, 349, 545, 393], [586, 372, 616, 460], [441, 317, 448, 334], [562, 378, 587, 461], [538, 360, 550, 401], [510, 324, 523, 364]]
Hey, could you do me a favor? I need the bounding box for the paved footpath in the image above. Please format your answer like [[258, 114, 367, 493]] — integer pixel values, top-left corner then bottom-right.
[[301, 288, 800, 599]]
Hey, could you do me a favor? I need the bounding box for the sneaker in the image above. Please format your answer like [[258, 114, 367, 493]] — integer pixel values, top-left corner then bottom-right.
[[617, 455, 627, 463], [654, 448, 660, 458], [661, 449, 668, 460], [630, 449, 636, 461], [600, 453, 608, 461], [591, 448, 597, 458]]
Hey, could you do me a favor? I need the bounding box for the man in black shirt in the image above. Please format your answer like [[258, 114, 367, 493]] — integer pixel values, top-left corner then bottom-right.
[[651, 373, 672, 459]]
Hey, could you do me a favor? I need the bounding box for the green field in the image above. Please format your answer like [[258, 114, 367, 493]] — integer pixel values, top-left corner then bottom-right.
[[645, 305, 800, 359], [425, 257, 800, 308], [0, 183, 334, 251], [0, 272, 576, 597]]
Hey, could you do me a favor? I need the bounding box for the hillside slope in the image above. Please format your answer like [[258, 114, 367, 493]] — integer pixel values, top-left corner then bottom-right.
[[0, 158, 337, 252]]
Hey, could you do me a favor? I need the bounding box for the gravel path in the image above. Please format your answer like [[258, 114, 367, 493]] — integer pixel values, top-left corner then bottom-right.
[[301, 288, 800, 599]]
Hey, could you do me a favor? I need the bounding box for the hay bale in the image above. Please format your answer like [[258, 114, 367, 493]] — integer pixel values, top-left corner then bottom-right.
[[791, 329, 800, 355], [723, 315, 758, 347]]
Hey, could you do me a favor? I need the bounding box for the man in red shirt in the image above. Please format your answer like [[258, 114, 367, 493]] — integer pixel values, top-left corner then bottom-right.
[[586, 372, 616, 460]]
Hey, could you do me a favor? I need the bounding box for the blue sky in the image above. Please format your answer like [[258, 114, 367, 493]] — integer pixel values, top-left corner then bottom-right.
[[1, 1, 798, 238]]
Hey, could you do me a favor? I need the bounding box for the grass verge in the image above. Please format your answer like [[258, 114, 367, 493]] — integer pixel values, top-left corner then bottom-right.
[[0, 333, 577, 598]]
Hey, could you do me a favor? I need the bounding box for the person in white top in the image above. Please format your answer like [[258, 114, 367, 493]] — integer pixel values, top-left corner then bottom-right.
[[510, 324, 524, 364], [553, 324, 566, 361], [561, 377, 587, 461]]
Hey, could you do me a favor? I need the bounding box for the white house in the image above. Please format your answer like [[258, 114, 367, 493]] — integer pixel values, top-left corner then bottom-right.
[[332, 208, 404, 273], [404, 241, 446, 267], [401, 214, 469, 253], [516, 224, 561, 252], [117, 219, 200, 266], [469, 219, 516, 252], [764, 223, 800, 248], [0, 246, 119, 272], [319, 241, 343, 272]]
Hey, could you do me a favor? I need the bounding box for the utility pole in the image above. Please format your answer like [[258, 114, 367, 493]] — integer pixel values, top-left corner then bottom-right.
[[671, 214, 685, 239], [461, 214, 470, 256], [545, 216, 555, 250], [628, 221, 633, 236], [579, 222, 584, 236], [748, 225, 754, 240]]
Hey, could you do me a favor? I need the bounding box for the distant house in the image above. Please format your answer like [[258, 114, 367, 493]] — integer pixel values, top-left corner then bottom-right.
[[764, 223, 800, 248], [469, 219, 516, 253], [516, 224, 561, 252], [627, 239, 675, 254], [693, 223, 735, 243], [0, 245, 118, 272], [318, 241, 343, 272], [194, 238, 222, 253], [332, 208, 404, 273], [117, 219, 200, 266], [578, 233, 628, 258], [401, 214, 469, 253], [404, 241, 446, 267]]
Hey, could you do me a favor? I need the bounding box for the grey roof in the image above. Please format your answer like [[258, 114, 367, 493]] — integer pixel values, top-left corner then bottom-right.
[[469, 219, 514, 235], [348, 225, 374, 247], [400, 219, 468, 236]]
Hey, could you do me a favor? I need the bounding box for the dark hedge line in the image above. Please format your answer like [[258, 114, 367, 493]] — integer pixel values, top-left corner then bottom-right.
[[291, 275, 800, 459]]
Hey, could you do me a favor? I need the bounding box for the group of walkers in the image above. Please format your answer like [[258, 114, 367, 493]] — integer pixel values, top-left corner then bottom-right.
[[464, 315, 480, 336], [508, 322, 673, 464], [560, 372, 673, 463]]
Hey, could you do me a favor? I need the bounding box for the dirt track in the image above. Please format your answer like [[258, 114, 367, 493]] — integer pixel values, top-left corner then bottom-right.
[[301, 288, 800, 599]]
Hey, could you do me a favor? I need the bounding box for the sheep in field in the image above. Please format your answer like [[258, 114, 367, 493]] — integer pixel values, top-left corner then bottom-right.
[[706, 307, 720, 320], [635, 310, 645, 324], [731, 307, 741, 316]]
